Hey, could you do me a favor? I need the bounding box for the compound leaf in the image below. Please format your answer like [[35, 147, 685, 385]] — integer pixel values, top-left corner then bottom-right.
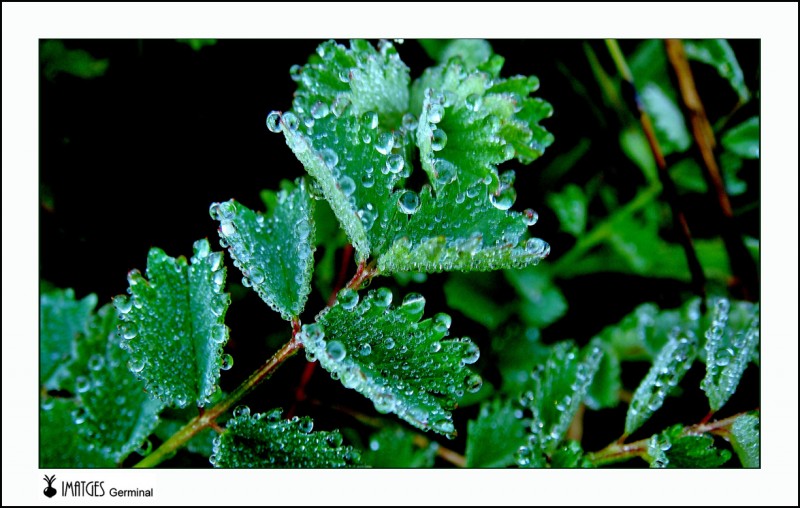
[[40, 288, 96, 390], [363, 426, 437, 468], [465, 398, 528, 468], [625, 331, 698, 436], [291, 39, 410, 129], [729, 412, 760, 468], [684, 39, 750, 103], [114, 239, 231, 408], [701, 299, 760, 412], [299, 287, 482, 438], [212, 179, 315, 320], [212, 409, 360, 468], [647, 425, 730, 468], [519, 342, 603, 454]]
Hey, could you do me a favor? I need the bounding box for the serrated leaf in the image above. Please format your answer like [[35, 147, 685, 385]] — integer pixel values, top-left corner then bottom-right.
[[585, 338, 622, 410], [550, 441, 591, 468], [40, 288, 96, 389], [114, 239, 231, 408], [443, 272, 513, 330], [419, 39, 494, 69], [414, 58, 553, 195], [363, 426, 437, 468], [465, 398, 528, 468], [377, 184, 551, 274], [722, 116, 759, 159], [701, 298, 760, 412], [729, 412, 760, 468], [40, 397, 115, 468], [521, 342, 603, 454], [212, 409, 359, 468], [277, 107, 408, 261], [291, 39, 410, 129], [213, 180, 315, 320], [640, 83, 692, 156], [547, 183, 588, 236], [72, 304, 164, 464], [625, 331, 698, 436], [647, 425, 730, 468], [684, 39, 750, 103], [299, 288, 482, 437], [505, 266, 567, 329]]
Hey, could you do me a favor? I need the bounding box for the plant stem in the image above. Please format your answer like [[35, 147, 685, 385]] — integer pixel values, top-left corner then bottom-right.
[[664, 39, 759, 301], [134, 333, 303, 468], [605, 39, 708, 306], [585, 410, 752, 467]]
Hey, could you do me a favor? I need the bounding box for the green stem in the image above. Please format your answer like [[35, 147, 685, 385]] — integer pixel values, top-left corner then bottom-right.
[[551, 183, 662, 276], [585, 411, 752, 467], [134, 333, 303, 468]]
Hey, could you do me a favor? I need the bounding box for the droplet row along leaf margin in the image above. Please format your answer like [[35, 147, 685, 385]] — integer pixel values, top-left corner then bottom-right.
[[113, 239, 231, 408]]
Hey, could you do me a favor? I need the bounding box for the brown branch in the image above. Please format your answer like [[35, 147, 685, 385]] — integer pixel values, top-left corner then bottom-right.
[[606, 39, 707, 305], [665, 39, 759, 301]]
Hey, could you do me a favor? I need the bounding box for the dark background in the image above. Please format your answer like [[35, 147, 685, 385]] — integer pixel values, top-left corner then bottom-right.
[[40, 39, 759, 465]]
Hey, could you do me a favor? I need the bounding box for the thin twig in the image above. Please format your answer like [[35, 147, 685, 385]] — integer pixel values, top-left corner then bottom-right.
[[606, 39, 707, 306], [665, 39, 759, 301]]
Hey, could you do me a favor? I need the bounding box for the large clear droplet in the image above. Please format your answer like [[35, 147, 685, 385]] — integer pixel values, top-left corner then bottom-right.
[[397, 190, 420, 214]]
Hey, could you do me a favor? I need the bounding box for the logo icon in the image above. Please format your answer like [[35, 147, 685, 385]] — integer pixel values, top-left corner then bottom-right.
[[43, 475, 57, 498]]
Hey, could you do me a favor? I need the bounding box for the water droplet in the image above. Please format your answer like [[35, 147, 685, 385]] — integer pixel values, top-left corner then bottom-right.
[[362, 111, 379, 129], [266, 111, 282, 133], [428, 103, 444, 123], [298, 418, 314, 434], [220, 354, 234, 371], [397, 190, 420, 214], [386, 154, 405, 174], [465, 93, 483, 112], [326, 433, 343, 448], [434, 159, 457, 186], [359, 342, 372, 356], [326, 340, 347, 362], [339, 175, 356, 196], [358, 203, 378, 230], [400, 292, 425, 321], [361, 173, 375, 188], [432, 313, 452, 333], [233, 405, 250, 418], [402, 113, 418, 131], [319, 148, 339, 169], [114, 295, 132, 314], [461, 341, 480, 365], [431, 128, 448, 151], [337, 288, 359, 310], [375, 132, 394, 155], [72, 407, 88, 425], [281, 112, 299, 131], [373, 287, 393, 308], [716, 349, 733, 367], [523, 209, 539, 226], [310, 101, 330, 119], [128, 356, 145, 373], [525, 238, 550, 257], [75, 375, 91, 393], [465, 373, 483, 393], [331, 96, 351, 117], [490, 186, 516, 211], [87, 354, 104, 371]]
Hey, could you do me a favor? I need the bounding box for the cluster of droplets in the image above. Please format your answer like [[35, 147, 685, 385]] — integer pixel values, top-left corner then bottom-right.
[[210, 184, 315, 320], [625, 329, 698, 435], [647, 432, 673, 468], [701, 298, 760, 412], [296, 287, 481, 439], [210, 407, 359, 468]]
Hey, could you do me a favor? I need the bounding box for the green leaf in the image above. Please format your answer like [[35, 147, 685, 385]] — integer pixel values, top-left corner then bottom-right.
[[684, 39, 750, 103], [547, 183, 588, 236], [213, 180, 315, 320], [363, 426, 437, 468], [414, 58, 553, 196], [647, 425, 730, 468], [40, 288, 96, 389], [114, 239, 231, 408], [520, 342, 603, 453], [376, 183, 551, 274], [629, 40, 672, 99], [625, 331, 698, 436], [299, 287, 482, 438], [506, 266, 567, 329], [291, 39, 410, 129], [72, 304, 164, 464], [671, 157, 708, 193], [620, 126, 657, 184], [212, 409, 360, 468], [729, 412, 760, 468], [40, 397, 114, 468], [40, 40, 109, 80], [276, 106, 408, 262], [443, 272, 513, 330], [584, 338, 622, 410], [701, 299, 760, 412], [721, 116, 759, 159], [176, 39, 217, 51], [493, 327, 550, 394], [550, 441, 591, 468], [640, 83, 692, 156], [465, 398, 528, 468], [719, 151, 748, 196], [419, 39, 493, 68]]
